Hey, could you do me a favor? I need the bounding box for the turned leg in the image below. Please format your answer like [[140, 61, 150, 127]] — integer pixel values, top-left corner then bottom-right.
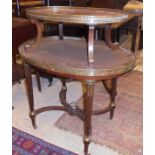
[[109, 78, 117, 119], [35, 70, 41, 92], [24, 63, 37, 129], [83, 80, 95, 155]]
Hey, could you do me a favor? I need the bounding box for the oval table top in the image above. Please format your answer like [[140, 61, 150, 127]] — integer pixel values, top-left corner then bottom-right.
[[19, 37, 135, 80], [26, 6, 128, 25]]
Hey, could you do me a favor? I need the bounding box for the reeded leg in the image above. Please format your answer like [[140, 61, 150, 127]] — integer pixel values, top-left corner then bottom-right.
[[35, 71, 41, 92], [109, 78, 117, 119], [24, 63, 37, 129], [83, 80, 95, 155]]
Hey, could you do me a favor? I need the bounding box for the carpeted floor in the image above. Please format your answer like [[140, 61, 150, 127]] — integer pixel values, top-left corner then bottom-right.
[[13, 127, 78, 155], [55, 71, 143, 155]]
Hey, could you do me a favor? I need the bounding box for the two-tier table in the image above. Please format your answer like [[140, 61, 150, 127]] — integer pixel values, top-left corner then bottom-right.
[[19, 6, 135, 155]]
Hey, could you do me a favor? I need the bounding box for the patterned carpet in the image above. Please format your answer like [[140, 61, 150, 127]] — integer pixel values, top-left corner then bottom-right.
[[55, 71, 143, 155], [13, 127, 78, 155]]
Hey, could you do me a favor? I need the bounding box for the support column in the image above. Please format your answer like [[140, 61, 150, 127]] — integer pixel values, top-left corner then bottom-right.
[[88, 25, 95, 66]]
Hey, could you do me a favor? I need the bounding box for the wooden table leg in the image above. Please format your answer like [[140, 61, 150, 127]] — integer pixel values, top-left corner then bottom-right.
[[35, 70, 41, 92], [109, 78, 117, 119], [24, 63, 37, 129], [102, 78, 117, 119], [83, 80, 95, 155]]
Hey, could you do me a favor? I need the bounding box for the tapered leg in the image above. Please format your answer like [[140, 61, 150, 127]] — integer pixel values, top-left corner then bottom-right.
[[109, 78, 117, 119], [83, 80, 95, 155], [35, 70, 41, 92], [24, 63, 37, 129]]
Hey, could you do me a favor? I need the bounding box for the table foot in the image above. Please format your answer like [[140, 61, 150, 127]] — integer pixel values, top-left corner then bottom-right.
[[84, 137, 91, 155], [110, 103, 116, 120], [30, 112, 37, 129]]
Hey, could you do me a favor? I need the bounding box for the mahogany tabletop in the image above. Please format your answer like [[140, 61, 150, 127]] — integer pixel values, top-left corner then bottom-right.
[[19, 37, 135, 80], [26, 6, 128, 25]]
